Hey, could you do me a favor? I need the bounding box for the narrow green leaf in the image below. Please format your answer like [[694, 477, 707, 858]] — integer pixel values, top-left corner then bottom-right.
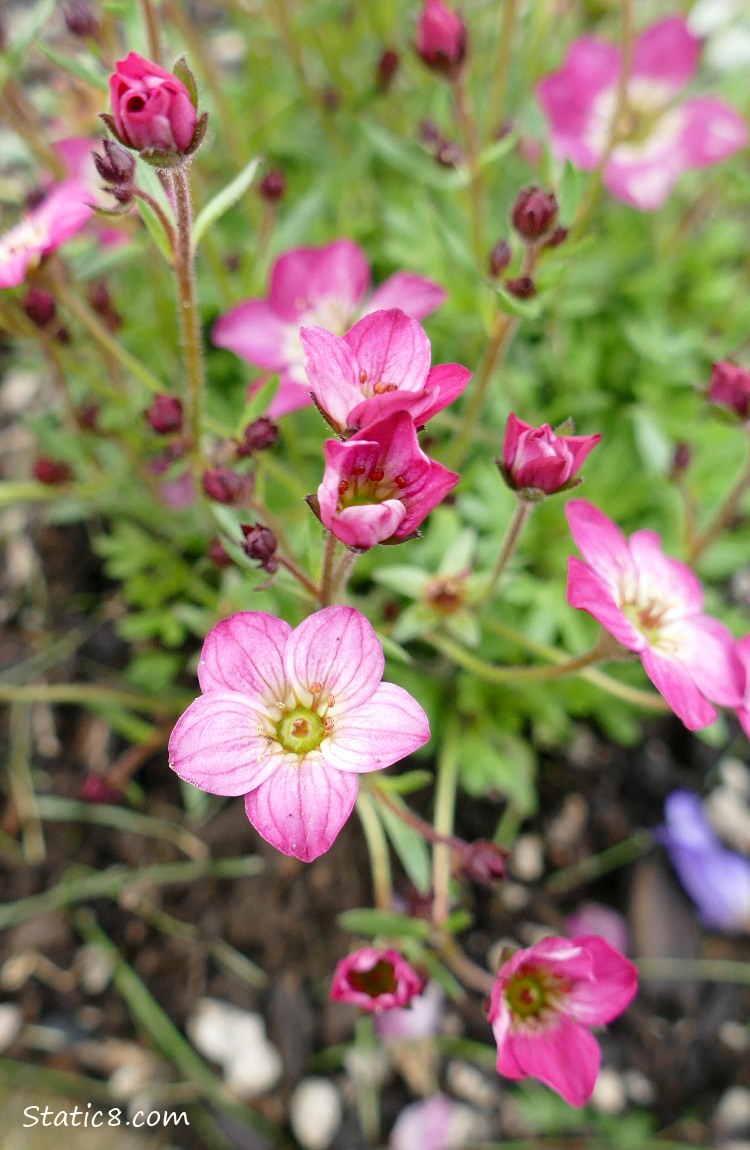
[[338, 907, 431, 940], [192, 156, 263, 250], [36, 42, 109, 90], [377, 802, 432, 894]]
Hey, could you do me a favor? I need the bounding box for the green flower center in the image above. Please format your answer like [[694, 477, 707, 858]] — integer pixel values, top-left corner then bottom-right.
[[348, 959, 398, 997], [505, 972, 546, 1018], [337, 464, 406, 512], [276, 705, 326, 754]]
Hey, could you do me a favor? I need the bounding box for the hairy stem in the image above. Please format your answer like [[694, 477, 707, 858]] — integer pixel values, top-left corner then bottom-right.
[[451, 71, 485, 263], [171, 166, 206, 471], [687, 435, 750, 563], [480, 497, 533, 602], [432, 722, 459, 926]]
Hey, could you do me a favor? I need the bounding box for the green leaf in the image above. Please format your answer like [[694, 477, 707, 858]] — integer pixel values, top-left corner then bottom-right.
[[36, 42, 109, 90], [492, 284, 542, 320], [0, 0, 56, 85], [337, 908, 431, 940], [192, 156, 263, 250], [359, 118, 466, 191], [234, 376, 280, 435], [377, 801, 432, 894], [376, 771, 433, 795]]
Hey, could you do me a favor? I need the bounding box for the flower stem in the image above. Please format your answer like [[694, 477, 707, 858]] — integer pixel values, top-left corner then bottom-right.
[[0, 682, 192, 716], [488, 0, 519, 133], [276, 555, 321, 601], [425, 629, 616, 684], [432, 722, 459, 927], [171, 166, 206, 472], [435, 935, 493, 995], [139, 0, 164, 64], [686, 433, 750, 563], [451, 71, 485, 263], [356, 792, 393, 912], [544, 829, 654, 895], [319, 530, 339, 607], [370, 782, 466, 853], [479, 497, 533, 603]]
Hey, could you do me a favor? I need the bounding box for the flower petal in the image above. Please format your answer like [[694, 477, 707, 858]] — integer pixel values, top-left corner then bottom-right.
[[244, 756, 359, 861], [678, 96, 748, 168], [565, 500, 633, 592], [168, 691, 279, 795], [270, 239, 370, 320], [566, 936, 638, 1024], [365, 271, 446, 319], [284, 606, 385, 712], [659, 615, 743, 708], [640, 646, 717, 730], [497, 1015, 601, 1107], [300, 325, 361, 431], [197, 612, 292, 700], [212, 300, 293, 371], [566, 557, 643, 651], [321, 682, 430, 773], [537, 37, 620, 168], [627, 529, 704, 614], [631, 16, 700, 94], [344, 309, 432, 393]]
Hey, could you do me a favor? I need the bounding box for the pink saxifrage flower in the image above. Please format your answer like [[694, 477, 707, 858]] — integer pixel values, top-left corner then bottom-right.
[[109, 52, 198, 155], [565, 500, 742, 730], [330, 947, 425, 1013], [537, 16, 747, 211], [487, 935, 638, 1107], [415, 0, 468, 81], [706, 360, 750, 421], [168, 607, 430, 862], [500, 413, 600, 498], [300, 308, 471, 434], [316, 411, 459, 550], [0, 181, 93, 290], [212, 239, 446, 418]]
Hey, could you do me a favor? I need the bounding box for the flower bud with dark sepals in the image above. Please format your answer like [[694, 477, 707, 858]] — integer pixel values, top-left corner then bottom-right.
[[207, 537, 233, 569], [202, 467, 252, 505], [87, 281, 122, 332], [241, 523, 279, 573], [707, 360, 750, 421], [105, 53, 207, 167], [544, 226, 569, 250], [146, 394, 184, 435], [63, 0, 100, 39], [436, 139, 463, 168], [22, 288, 56, 328], [258, 168, 286, 203], [671, 442, 692, 478], [511, 185, 559, 243], [505, 275, 536, 299], [237, 416, 279, 457], [77, 403, 99, 431], [93, 138, 136, 188], [34, 457, 73, 485], [416, 0, 468, 81], [79, 775, 124, 804], [488, 239, 511, 278], [376, 48, 400, 91], [457, 839, 508, 885]]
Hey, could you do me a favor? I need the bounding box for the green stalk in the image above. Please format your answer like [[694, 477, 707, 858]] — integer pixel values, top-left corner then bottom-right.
[[356, 792, 393, 912], [171, 166, 206, 471], [432, 721, 459, 926], [479, 497, 532, 603], [0, 682, 192, 715]]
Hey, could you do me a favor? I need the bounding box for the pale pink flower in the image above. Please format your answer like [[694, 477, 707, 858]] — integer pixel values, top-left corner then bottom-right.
[[389, 1094, 479, 1150], [375, 979, 444, 1039], [168, 607, 430, 861], [330, 947, 425, 1013], [316, 411, 459, 550], [487, 935, 638, 1107], [500, 413, 600, 498], [566, 500, 742, 730], [537, 16, 747, 211], [300, 308, 470, 434], [565, 902, 631, 955], [0, 181, 93, 289], [212, 240, 446, 418]]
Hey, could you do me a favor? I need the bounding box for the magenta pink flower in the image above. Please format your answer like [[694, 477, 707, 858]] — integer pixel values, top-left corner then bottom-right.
[[706, 360, 750, 421], [330, 947, 425, 1013], [212, 240, 446, 418], [389, 1094, 472, 1150], [316, 412, 459, 550], [537, 16, 747, 211], [500, 413, 600, 498], [300, 308, 470, 434], [416, 0, 467, 80], [0, 181, 93, 289], [168, 607, 430, 862], [109, 52, 198, 155], [488, 935, 638, 1107], [734, 635, 750, 740], [566, 500, 742, 730]]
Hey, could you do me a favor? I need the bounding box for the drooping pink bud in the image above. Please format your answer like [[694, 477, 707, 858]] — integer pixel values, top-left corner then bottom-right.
[[511, 185, 559, 242], [416, 0, 468, 81], [146, 394, 184, 435], [330, 947, 426, 1013], [376, 48, 400, 91], [707, 360, 750, 421], [63, 0, 100, 38], [499, 413, 600, 498], [107, 52, 202, 161], [457, 839, 508, 885], [93, 138, 137, 188]]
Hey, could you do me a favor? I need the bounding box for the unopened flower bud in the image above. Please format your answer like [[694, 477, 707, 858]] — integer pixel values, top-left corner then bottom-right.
[[202, 467, 250, 505], [78, 402, 99, 431], [22, 288, 56, 327], [544, 225, 569, 249], [416, 0, 467, 81], [488, 239, 512, 278], [505, 275, 536, 299], [87, 281, 122, 332], [436, 139, 463, 168], [259, 168, 286, 203], [208, 537, 233, 568], [671, 442, 692, 478], [376, 48, 400, 91], [146, 394, 184, 435], [499, 412, 601, 498], [79, 775, 123, 804], [93, 138, 136, 187], [63, 0, 100, 38], [457, 839, 508, 885], [707, 360, 750, 421], [34, 457, 73, 485], [241, 523, 279, 573], [511, 185, 559, 242], [237, 416, 279, 456]]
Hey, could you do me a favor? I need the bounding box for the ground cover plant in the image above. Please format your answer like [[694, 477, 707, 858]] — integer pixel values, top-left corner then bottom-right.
[[1, 0, 750, 1147]]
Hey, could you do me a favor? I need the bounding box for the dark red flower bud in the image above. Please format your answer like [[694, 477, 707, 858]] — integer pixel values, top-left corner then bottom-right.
[[436, 139, 463, 168], [78, 402, 100, 430], [505, 275, 536, 299], [237, 416, 279, 457], [418, 120, 443, 149], [55, 326, 72, 345], [544, 226, 569, 250], [22, 288, 56, 328], [671, 442, 692, 477], [33, 457, 73, 485], [93, 138, 136, 187], [416, 0, 467, 81], [259, 168, 286, 203], [241, 523, 279, 573], [376, 48, 400, 91], [511, 185, 559, 242], [457, 839, 508, 885], [207, 537, 233, 568], [150, 439, 187, 475], [707, 360, 750, 421], [79, 775, 123, 804], [322, 86, 341, 111], [63, 0, 100, 38], [87, 281, 122, 332], [202, 467, 250, 505], [488, 239, 512, 278], [146, 394, 184, 435]]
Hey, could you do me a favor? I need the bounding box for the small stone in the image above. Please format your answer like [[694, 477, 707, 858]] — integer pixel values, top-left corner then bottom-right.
[[623, 1069, 656, 1106], [77, 943, 115, 994], [706, 785, 750, 852], [715, 1086, 750, 1136], [445, 1060, 499, 1108], [187, 998, 283, 1099], [720, 1022, 750, 1052], [289, 1078, 342, 1150], [719, 758, 750, 796], [510, 834, 544, 882], [499, 882, 530, 911], [591, 1067, 627, 1114], [0, 1003, 22, 1051]]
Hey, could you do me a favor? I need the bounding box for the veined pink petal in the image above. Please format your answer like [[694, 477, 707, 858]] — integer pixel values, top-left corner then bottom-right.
[[627, 529, 704, 615], [659, 615, 743, 708], [499, 1016, 601, 1108], [678, 97, 748, 169], [344, 309, 432, 394], [212, 301, 293, 372], [566, 557, 643, 651], [565, 501, 633, 592], [631, 16, 700, 93], [536, 37, 620, 169], [284, 605, 385, 712], [244, 756, 359, 861], [604, 131, 686, 211], [323, 500, 408, 549], [300, 325, 361, 431], [566, 936, 638, 1025], [268, 374, 315, 417], [197, 612, 292, 699], [320, 682, 430, 773], [640, 646, 717, 730], [365, 271, 446, 319], [270, 239, 370, 320], [168, 691, 280, 795]]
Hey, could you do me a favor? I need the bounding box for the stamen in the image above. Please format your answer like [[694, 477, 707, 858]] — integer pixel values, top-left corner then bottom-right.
[[338, 480, 349, 495], [324, 716, 334, 732], [394, 474, 407, 488], [327, 693, 335, 708], [370, 467, 384, 482], [359, 370, 368, 384], [352, 464, 366, 477], [372, 381, 388, 395], [310, 681, 323, 695]]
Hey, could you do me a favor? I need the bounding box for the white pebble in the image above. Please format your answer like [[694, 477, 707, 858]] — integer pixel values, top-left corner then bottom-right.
[[623, 1069, 656, 1106], [510, 834, 545, 882], [187, 997, 283, 1098], [720, 1022, 750, 1052], [0, 1003, 22, 1051], [289, 1078, 342, 1150], [591, 1067, 626, 1114], [715, 1086, 750, 1135], [445, 1060, 499, 1108]]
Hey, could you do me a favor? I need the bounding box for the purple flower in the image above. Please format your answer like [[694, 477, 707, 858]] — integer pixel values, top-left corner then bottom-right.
[[659, 789, 750, 933]]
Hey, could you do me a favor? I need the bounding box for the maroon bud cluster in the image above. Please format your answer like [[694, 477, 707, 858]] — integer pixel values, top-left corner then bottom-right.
[[207, 537, 234, 568], [202, 467, 252, 505], [488, 239, 512, 278], [77, 403, 100, 431], [241, 523, 279, 574], [79, 775, 124, 804], [418, 121, 463, 169], [22, 288, 56, 328], [63, 0, 100, 38], [87, 281, 122, 332], [376, 48, 400, 91], [258, 168, 286, 203], [456, 839, 508, 886], [33, 457, 74, 485], [237, 416, 279, 457], [505, 276, 537, 300], [93, 138, 136, 202], [146, 394, 184, 435], [511, 185, 559, 243]]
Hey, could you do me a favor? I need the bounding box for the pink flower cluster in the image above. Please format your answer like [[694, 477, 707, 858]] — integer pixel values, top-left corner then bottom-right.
[[538, 16, 747, 211]]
